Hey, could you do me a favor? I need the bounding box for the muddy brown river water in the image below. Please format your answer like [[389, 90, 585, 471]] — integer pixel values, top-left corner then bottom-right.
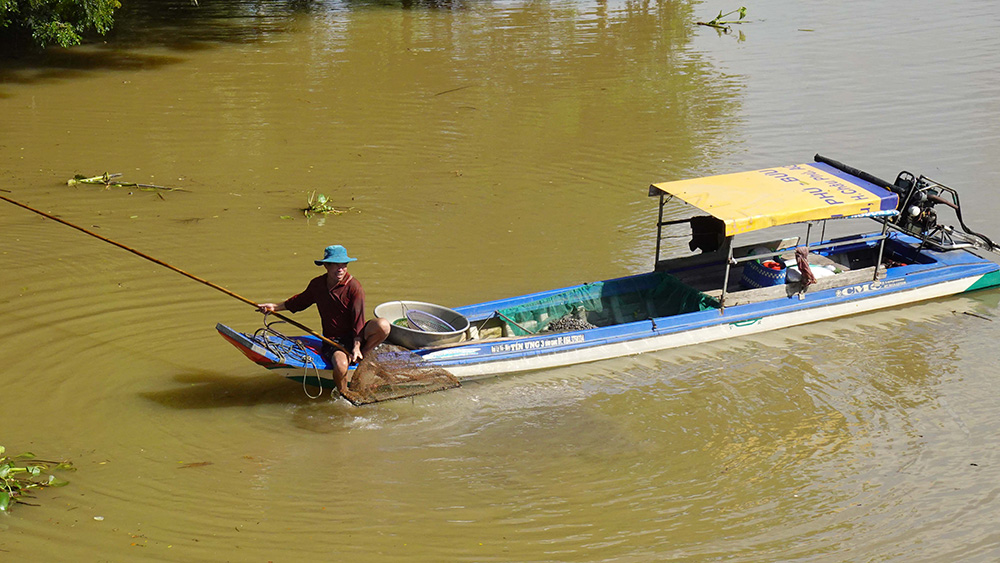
[[2, 0, 1000, 560]]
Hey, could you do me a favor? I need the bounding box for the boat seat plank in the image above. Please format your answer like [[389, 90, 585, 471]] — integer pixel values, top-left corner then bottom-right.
[[704, 265, 886, 307]]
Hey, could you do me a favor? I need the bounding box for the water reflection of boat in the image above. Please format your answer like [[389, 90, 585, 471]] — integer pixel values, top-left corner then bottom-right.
[[218, 155, 1000, 385]]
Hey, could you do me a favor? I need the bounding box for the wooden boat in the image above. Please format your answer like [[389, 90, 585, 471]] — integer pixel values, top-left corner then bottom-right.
[[218, 155, 1000, 386]]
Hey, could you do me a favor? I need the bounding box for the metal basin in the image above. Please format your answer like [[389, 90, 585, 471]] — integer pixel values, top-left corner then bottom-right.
[[374, 300, 470, 350]]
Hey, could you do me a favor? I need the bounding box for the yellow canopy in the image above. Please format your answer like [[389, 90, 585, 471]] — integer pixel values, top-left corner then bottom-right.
[[649, 162, 899, 237]]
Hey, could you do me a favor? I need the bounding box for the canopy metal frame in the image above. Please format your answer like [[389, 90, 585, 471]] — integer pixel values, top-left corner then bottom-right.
[[653, 194, 893, 311]]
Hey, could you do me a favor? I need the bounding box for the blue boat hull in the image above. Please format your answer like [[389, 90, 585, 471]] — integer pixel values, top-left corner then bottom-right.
[[218, 234, 1000, 383]]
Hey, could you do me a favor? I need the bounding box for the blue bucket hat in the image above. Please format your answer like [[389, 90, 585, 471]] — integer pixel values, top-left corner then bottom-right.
[[314, 245, 357, 265]]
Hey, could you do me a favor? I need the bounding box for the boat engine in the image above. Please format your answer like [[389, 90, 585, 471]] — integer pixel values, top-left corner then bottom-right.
[[813, 154, 999, 253], [889, 170, 998, 252], [892, 171, 938, 238]]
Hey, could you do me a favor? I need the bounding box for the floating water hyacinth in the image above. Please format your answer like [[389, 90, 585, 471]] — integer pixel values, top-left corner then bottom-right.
[[697, 6, 748, 31], [0, 445, 73, 512], [303, 191, 355, 217]]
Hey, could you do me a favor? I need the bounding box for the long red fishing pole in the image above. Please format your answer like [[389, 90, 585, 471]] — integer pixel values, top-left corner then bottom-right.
[[0, 194, 347, 353]]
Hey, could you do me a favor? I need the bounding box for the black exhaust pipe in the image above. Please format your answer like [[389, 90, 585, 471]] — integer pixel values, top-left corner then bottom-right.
[[813, 154, 904, 195]]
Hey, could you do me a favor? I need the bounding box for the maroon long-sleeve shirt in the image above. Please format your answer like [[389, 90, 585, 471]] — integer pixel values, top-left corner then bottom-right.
[[283, 273, 365, 345]]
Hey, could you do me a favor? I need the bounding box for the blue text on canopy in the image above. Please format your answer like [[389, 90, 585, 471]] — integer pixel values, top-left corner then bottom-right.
[[759, 165, 874, 209]]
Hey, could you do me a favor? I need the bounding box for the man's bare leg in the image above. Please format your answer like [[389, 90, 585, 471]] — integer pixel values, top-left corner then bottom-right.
[[330, 320, 390, 402], [360, 318, 391, 358], [330, 349, 352, 396]]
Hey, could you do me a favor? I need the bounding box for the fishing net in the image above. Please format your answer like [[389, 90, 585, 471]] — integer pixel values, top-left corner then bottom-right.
[[496, 272, 719, 336], [405, 309, 456, 332], [251, 318, 459, 405], [346, 344, 460, 405]]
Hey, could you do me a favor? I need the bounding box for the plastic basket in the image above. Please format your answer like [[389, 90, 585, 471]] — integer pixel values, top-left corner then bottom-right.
[[740, 260, 787, 289]]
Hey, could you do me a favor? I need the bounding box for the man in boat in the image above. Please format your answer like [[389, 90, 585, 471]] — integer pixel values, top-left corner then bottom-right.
[[257, 244, 391, 398]]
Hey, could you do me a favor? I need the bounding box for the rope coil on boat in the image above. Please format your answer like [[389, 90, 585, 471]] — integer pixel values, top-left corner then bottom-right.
[[253, 313, 325, 399]]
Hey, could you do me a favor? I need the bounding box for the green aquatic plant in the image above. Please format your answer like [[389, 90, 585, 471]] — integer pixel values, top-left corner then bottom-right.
[[697, 6, 748, 31], [0, 445, 73, 512], [303, 191, 355, 217]]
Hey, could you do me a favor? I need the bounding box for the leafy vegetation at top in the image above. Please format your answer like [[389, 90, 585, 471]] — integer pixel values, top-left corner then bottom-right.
[[697, 7, 748, 32], [1, 0, 120, 50]]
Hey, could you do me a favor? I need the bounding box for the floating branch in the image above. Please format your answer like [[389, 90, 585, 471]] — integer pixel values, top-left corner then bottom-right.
[[697, 6, 748, 32], [0, 445, 73, 512], [303, 191, 356, 217], [68, 172, 187, 192], [434, 85, 473, 97]]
